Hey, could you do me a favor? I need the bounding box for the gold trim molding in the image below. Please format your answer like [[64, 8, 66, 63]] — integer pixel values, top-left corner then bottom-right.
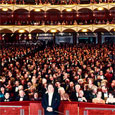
[[0, 3, 115, 12], [0, 24, 115, 33]]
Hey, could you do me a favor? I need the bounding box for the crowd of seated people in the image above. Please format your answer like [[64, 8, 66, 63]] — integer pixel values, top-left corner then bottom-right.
[[0, 43, 115, 105], [1, 46, 36, 67], [0, 0, 114, 5], [1, 18, 115, 26]]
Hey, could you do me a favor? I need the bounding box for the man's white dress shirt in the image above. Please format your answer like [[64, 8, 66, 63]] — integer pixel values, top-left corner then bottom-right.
[[48, 93, 53, 106]]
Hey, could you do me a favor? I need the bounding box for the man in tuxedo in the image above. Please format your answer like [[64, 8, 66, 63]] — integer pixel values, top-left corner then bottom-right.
[[42, 83, 60, 115], [3, 92, 12, 102], [16, 90, 29, 101], [70, 84, 80, 101]]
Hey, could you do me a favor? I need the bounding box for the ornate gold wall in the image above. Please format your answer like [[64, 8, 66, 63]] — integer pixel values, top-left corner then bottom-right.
[[0, 3, 115, 11], [0, 24, 115, 33], [0, 3, 115, 33]]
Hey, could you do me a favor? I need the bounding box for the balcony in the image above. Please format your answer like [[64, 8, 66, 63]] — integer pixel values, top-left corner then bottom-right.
[[0, 101, 115, 115]]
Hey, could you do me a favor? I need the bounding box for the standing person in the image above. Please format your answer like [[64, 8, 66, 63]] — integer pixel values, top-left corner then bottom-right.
[[42, 83, 60, 115]]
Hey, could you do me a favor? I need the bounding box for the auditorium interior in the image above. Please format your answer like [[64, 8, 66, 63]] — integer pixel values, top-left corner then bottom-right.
[[0, 0, 115, 115]]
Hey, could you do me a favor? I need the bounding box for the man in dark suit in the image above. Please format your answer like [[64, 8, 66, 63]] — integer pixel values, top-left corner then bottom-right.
[[16, 90, 29, 101], [3, 92, 12, 102], [42, 83, 60, 115], [70, 84, 80, 101], [101, 86, 108, 100]]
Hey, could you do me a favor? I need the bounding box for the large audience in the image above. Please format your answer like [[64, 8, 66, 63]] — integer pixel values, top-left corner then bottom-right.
[[0, 1, 114, 26], [2, 18, 115, 26], [0, 43, 115, 105]]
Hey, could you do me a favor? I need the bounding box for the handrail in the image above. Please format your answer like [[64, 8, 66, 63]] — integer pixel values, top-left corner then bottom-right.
[[0, 101, 115, 115]]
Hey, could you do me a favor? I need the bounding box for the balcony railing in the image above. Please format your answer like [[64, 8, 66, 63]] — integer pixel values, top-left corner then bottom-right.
[[0, 0, 114, 5], [0, 101, 115, 115]]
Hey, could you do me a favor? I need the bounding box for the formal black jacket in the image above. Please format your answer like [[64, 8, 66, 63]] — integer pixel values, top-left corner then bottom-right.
[[70, 91, 78, 101], [42, 92, 60, 115], [3, 97, 12, 102], [102, 92, 108, 100], [16, 95, 29, 101]]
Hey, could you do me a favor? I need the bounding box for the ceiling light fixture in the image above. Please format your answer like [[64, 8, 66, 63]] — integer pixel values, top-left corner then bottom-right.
[[18, 29, 25, 33], [50, 29, 57, 33], [2, 8, 8, 11], [34, 9, 41, 12], [82, 29, 88, 32], [97, 7, 104, 11], [66, 8, 72, 12]]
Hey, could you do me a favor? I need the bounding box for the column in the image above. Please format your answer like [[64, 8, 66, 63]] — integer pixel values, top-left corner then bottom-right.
[[73, 33, 76, 45], [0, 34, 2, 76], [53, 33, 55, 45], [97, 32, 102, 44]]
